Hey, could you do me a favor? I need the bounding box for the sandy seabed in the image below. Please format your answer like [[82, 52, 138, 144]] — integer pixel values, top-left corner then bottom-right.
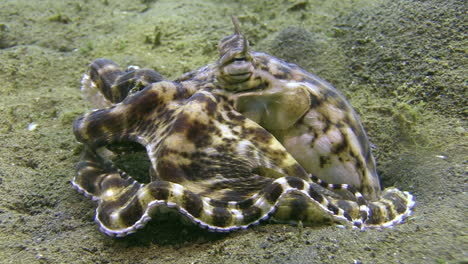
[[0, 0, 466, 263]]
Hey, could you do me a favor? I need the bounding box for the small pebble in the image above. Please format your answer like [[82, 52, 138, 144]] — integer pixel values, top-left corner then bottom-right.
[[27, 122, 38, 131]]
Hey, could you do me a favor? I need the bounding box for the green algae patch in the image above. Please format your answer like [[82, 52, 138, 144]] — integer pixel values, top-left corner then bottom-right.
[[335, 1, 467, 118]]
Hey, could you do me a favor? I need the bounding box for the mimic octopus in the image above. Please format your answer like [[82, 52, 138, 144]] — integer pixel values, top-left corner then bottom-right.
[[72, 17, 414, 237]]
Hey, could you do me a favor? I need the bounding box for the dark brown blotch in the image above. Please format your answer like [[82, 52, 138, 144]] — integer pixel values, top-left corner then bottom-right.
[[188, 92, 218, 116], [331, 132, 348, 155], [308, 186, 324, 204], [327, 204, 340, 215], [208, 199, 229, 208], [226, 110, 246, 123], [285, 164, 309, 178], [223, 104, 233, 112], [186, 121, 214, 148], [241, 206, 263, 224], [245, 127, 272, 143], [182, 190, 203, 218], [170, 113, 191, 134], [158, 108, 176, 124], [147, 180, 171, 201], [262, 182, 284, 204], [286, 194, 310, 221], [319, 155, 330, 169], [75, 166, 102, 195], [81, 109, 113, 136], [157, 159, 187, 183], [318, 178, 329, 188], [211, 207, 232, 227], [175, 82, 193, 99], [125, 86, 163, 118], [343, 211, 353, 221], [238, 198, 254, 210], [119, 196, 144, 227], [286, 176, 305, 189]]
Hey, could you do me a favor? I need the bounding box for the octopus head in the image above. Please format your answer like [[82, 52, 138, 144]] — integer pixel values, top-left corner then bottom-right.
[[216, 17, 255, 90]]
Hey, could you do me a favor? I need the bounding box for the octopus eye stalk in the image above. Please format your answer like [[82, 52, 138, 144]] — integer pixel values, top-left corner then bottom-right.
[[217, 16, 254, 85], [217, 16, 250, 63]]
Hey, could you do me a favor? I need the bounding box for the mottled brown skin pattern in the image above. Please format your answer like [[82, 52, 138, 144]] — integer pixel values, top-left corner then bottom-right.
[[177, 22, 380, 201], [72, 18, 414, 237]]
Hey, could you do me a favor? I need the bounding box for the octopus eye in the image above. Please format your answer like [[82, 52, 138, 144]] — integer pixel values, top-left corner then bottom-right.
[[233, 57, 246, 62], [221, 56, 254, 84], [216, 17, 255, 86]]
